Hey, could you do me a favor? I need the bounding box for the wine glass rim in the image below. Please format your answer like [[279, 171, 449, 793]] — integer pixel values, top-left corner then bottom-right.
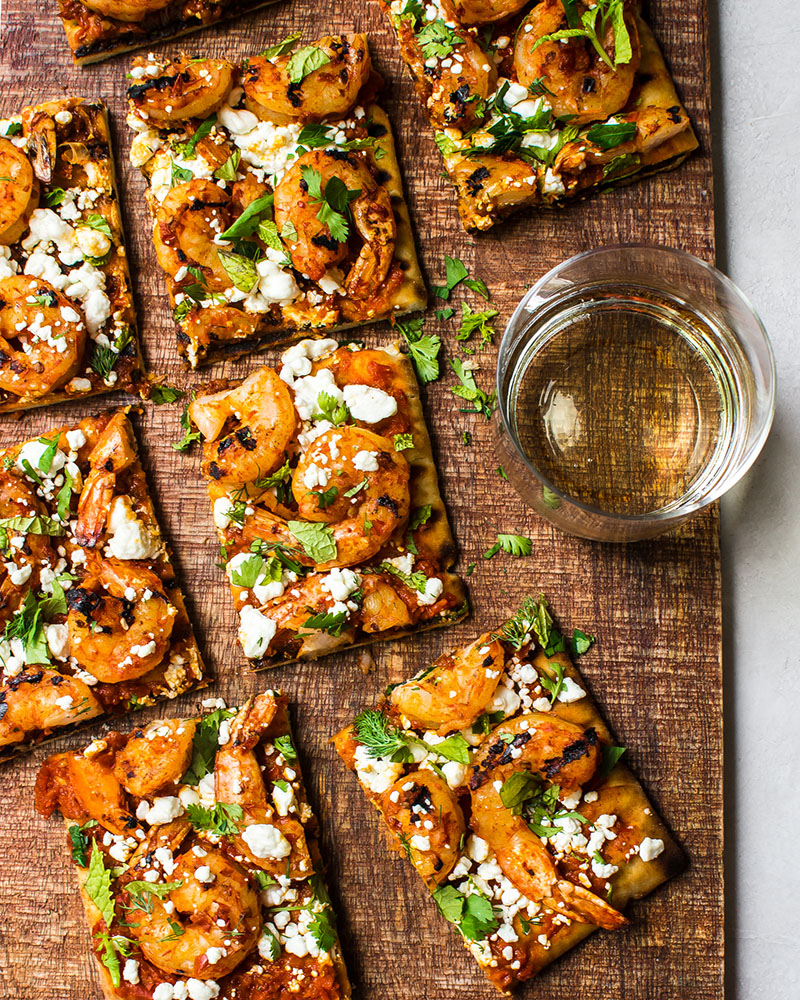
[[496, 244, 777, 523]]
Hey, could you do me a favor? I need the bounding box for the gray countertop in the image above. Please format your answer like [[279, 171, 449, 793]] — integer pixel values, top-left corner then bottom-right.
[[714, 2, 800, 996]]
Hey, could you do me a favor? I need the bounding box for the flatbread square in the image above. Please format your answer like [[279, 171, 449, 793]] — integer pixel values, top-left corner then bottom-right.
[[188, 338, 468, 668], [126, 36, 427, 368], [378, 0, 699, 230], [35, 690, 351, 999], [0, 409, 206, 761], [0, 98, 145, 412], [334, 598, 684, 992]]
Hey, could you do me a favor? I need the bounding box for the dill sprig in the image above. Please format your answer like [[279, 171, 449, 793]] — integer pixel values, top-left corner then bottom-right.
[[353, 709, 413, 762]]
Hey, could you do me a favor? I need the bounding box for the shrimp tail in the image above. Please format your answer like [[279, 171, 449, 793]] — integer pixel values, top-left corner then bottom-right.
[[549, 879, 628, 930]]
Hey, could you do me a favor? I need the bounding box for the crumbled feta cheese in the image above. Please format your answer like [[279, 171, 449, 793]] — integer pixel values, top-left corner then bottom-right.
[[241, 823, 292, 859], [353, 743, 402, 795], [342, 384, 397, 423], [144, 796, 184, 826], [107, 496, 160, 560], [238, 606, 277, 658], [321, 567, 360, 602], [638, 837, 665, 862], [352, 450, 379, 472]]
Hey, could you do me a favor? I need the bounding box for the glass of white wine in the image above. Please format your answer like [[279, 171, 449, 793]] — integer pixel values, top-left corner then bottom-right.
[[495, 245, 776, 542]]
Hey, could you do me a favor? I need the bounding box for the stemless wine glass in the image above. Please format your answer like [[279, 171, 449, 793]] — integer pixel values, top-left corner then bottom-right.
[[495, 246, 776, 542]]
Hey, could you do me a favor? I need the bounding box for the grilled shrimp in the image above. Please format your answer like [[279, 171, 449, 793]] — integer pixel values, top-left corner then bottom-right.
[[113, 717, 197, 798], [66, 559, 176, 683], [0, 670, 103, 749], [189, 367, 298, 489], [469, 713, 627, 930], [290, 425, 410, 567], [0, 137, 39, 245], [154, 180, 235, 292], [243, 34, 371, 124], [33, 742, 138, 834], [74, 410, 137, 548], [83, 0, 172, 21], [128, 57, 234, 123], [552, 105, 692, 187], [0, 276, 86, 399], [514, 0, 641, 124], [390, 633, 506, 735], [396, 2, 495, 130], [214, 693, 313, 877], [126, 848, 262, 979], [381, 769, 466, 887], [273, 149, 396, 299], [453, 0, 528, 24]]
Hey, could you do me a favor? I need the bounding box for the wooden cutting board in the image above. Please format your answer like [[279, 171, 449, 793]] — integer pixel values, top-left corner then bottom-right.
[[0, 2, 722, 997]]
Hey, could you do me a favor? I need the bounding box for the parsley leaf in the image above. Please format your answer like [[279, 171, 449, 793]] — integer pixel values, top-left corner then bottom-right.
[[186, 802, 244, 836], [182, 707, 237, 785], [94, 933, 134, 989], [483, 533, 532, 559], [301, 166, 360, 243], [172, 399, 201, 453], [432, 255, 468, 300], [417, 19, 463, 59], [571, 628, 595, 657], [394, 315, 441, 384], [85, 845, 116, 929], [310, 485, 339, 510], [287, 520, 337, 563], [353, 709, 413, 762]]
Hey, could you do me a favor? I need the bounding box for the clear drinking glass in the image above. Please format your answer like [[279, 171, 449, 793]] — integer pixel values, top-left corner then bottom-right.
[[495, 245, 776, 542]]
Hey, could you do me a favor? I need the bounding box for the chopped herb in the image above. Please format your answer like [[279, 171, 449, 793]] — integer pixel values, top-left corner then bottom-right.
[[539, 660, 565, 705], [274, 734, 297, 760], [409, 505, 432, 531], [94, 933, 134, 989], [125, 880, 183, 898], [214, 149, 241, 181], [436, 307, 455, 321], [287, 520, 337, 563], [450, 359, 496, 418], [571, 628, 595, 657], [182, 707, 237, 785], [172, 400, 201, 453], [430, 732, 471, 764], [186, 802, 245, 836], [170, 159, 193, 186], [434, 132, 459, 157], [311, 391, 350, 426], [353, 709, 413, 762], [500, 771, 541, 814], [586, 120, 637, 150], [432, 884, 498, 942], [417, 19, 463, 60], [394, 315, 441, 384], [218, 249, 259, 293], [532, 0, 633, 71], [259, 925, 281, 960], [286, 45, 331, 84], [393, 432, 414, 451], [43, 188, 66, 207], [531, 595, 553, 648], [344, 478, 368, 498], [259, 32, 302, 59], [0, 514, 66, 537], [150, 384, 185, 405], [483, 533, 532, 559], [79, 214, 113, 240], [301, 166, 360, 243], [220, 192, 275, 240], [432, 254, 468, 300], [465, 561, 476, 576], [379, 561, 428, 594], [177, 114, 217, 158], [85, 846, 116, 929], [301, 609, 348, 637], [497, 465, 508, 481], [68, 823, 90, 867], [597, 744, 627, 780], [457, 302, 498, 348], [472, 710, 505, 735], [602, 151, 641, 179]]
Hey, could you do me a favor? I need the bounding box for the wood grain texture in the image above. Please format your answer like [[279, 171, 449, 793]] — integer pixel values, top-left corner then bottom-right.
[[0, 1, 722, 998]]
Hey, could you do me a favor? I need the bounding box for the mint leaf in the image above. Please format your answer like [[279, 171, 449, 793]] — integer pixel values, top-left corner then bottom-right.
[[287, 520, 337, 563]]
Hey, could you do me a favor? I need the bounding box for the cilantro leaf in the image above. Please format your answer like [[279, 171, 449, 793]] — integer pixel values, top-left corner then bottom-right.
[[449, 359, 496, 418], [432, 255, 468, 300], [457, 302, 498, 348], [571, 628, 595, 657], [311, 391, 350, 426], [182, 707, 237, 785], [274, 734, 297, 760], [483, 533, 532, 559], [395, 315, 441, 384], [432, 884, 498, 942], [69, 823, 90, 867], [532, 0, 633, 71], [186, 802, 244, 836], [150, 384, 185, 405], [417, 19, 463, 60], [172, 400, 201, 453]]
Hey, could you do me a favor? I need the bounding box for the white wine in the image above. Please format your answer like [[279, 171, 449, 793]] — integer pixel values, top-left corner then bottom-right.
[[508, 289, 741, 516]]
